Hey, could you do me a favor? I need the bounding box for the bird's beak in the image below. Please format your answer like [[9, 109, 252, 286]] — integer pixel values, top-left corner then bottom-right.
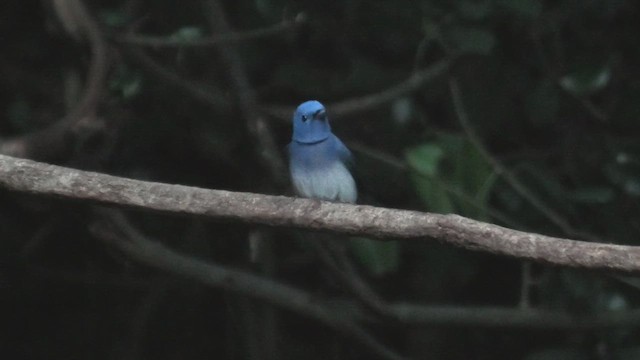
[[314, 109, 326, 120]]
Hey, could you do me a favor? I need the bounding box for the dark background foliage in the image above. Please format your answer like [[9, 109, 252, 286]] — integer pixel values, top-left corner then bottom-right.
[[1, 0, 640, 359]]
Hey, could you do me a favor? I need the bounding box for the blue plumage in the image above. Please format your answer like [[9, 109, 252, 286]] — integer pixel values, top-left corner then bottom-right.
[[288, 101, 357, 203]]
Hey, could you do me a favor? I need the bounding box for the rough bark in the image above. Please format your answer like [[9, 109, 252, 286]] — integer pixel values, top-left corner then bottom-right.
[[1, 154, 639, 272]]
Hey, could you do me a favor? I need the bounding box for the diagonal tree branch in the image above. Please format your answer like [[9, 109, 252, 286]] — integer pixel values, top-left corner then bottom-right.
[[93, 210, 407, 360], [87, 209, 640, 357], [1, 154, 640, 272], [205, 0, 286, 187]]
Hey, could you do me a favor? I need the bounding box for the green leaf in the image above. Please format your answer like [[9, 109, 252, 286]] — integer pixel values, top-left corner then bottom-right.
[[100, 10, 131, 27], [448, 27, 496, 55], [109, 65, 143, 100], [349, 237, 399, 276], [618, 348, 640, 360], [406, 134, 495, 218], [169, 26, 204, 42], [7, 97, 31, 131], [524, 348, 588, 360], [496, 0, 542, 19], [438, 134, 495, 218], [560, 63, 611, 96], [409, 172, 456, 214], [406, 144, 455, 213], [569, 187, 615, 204], [455, 0, 493, 20], [405, 144, 444, 176], [623, 179, 640, 196], [526, 78, 559, 125], [604, 152, 640, 197]]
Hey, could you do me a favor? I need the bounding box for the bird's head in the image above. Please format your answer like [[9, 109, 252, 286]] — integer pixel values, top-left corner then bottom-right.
[[292, 100, 331, 143]]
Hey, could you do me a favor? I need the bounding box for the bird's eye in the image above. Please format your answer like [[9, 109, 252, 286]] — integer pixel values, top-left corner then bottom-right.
[[301, 115, 308, 122]]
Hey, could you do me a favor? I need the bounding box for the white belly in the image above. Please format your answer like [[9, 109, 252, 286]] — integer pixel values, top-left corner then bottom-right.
[[291, 162, 357, 203]]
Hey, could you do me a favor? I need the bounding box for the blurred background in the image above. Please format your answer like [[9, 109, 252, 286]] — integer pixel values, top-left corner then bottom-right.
[[1, 0, 640, 359]]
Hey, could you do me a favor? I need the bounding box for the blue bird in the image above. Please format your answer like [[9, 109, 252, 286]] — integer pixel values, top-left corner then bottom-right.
[[288, 100, 357, 203]]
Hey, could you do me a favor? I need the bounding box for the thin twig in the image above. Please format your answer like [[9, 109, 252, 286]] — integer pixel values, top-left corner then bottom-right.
[[53, 0, 108, 119], [118, 13, 306, 48], [519, 261, 533, 309], [93, 210, 407, 360], [89, 210, 640, 360], [262, 59, 451, 120], [362, 303, 640, 329], [120, 47, 232, 112], [93, 211, 640, 330], [8, 178, 640, 330], [349, 142, 529, 230], [448, 77, 602, 243], [202, 6, 289, 356], [564, 90, 609, 123], [205, 0, 286, 186], [0, 0, 110, 160], [246, 230, 280, 360], [306, 235, 393, 318], [1, 154, 640, 272]]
